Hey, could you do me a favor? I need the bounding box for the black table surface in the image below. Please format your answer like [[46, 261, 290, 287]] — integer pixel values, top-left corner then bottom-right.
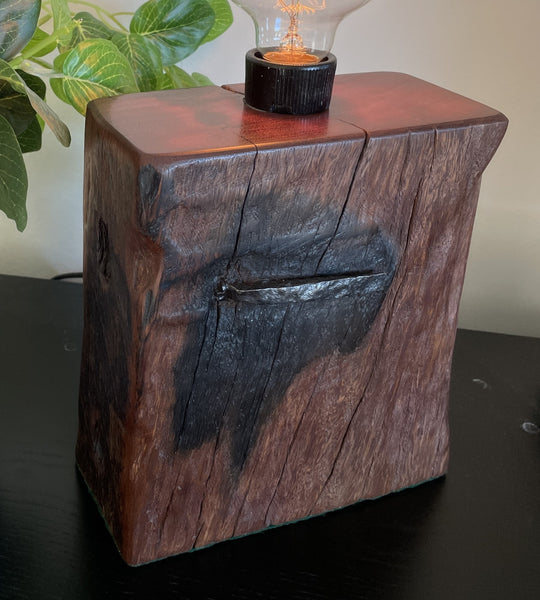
[[0, 274, 539, 599]]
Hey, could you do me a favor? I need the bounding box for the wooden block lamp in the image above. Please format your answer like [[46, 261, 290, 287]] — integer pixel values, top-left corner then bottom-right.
[[77, 2, 508, 567]]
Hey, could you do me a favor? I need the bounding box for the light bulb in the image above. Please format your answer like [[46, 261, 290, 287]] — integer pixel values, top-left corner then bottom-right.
[[232, 1, 372, 65], [231, 1, 373, 115]]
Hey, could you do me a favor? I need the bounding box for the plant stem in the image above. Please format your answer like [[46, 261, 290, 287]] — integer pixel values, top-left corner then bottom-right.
[[69, 1, 132, 31], [26, 57, 54, 71], [16, 24, 74, 64], [38, 13, 52, 28]]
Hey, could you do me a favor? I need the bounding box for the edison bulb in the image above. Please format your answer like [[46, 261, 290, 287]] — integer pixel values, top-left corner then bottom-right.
[[232, 1, 372, 65]]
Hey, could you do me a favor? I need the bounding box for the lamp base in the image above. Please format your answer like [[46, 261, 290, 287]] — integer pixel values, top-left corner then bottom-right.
[[244, 48, 337, 115]]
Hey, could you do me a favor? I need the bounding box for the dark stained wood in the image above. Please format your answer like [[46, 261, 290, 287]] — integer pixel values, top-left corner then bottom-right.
[[77, 73, 508, 565]]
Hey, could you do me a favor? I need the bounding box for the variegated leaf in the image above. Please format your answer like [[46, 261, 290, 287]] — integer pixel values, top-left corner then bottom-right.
[[203, 0, 233, 44], [68, 12, 115, 49], [131, 0, 215, 65], [58, 39, 139, 115], [0, 0, 40, 61], [112, 32, 162, 93], [162, 64, 213, 89], [0, 58, 70, 146], [0, 69, 43, 152], [0, 114, 27, 231]]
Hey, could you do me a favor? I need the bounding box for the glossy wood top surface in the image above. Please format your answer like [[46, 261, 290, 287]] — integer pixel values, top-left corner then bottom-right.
[[329, 72, 505, 135], [87, 72, 506, 158]]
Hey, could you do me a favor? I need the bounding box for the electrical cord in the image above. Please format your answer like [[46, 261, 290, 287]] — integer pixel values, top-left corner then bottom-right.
[[51, 272, 83, 281]]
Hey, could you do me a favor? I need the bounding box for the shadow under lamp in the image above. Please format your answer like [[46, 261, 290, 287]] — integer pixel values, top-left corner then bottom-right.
[[231, 0, 372, 115]]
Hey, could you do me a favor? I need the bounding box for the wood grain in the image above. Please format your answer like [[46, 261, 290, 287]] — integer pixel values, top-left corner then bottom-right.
[[77, 73, 507, 565]]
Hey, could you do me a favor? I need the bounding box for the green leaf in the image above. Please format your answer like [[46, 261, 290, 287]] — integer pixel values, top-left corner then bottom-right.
[[0, 0, 41, 61], [0, 70, 43, 152], [16, 70, 44, 153], [112, 32, 163, 93], [50, 0, 75, 50], [0, 58, 70, 147], [190, 71, 213, 86], [0, 59, 29, 95], [69, 12, 115, 48], [131, 0, 215, 65], [161, 65, 194, 89], [50, 0, 71, 31], [17, 113, 42, 153], [58, 39, 139, 115], [0, 78, 36, 135], [25, 83, 70, 146], [0, 114, 28, 231], [18, 69, 46, 99], [202, 0, 233, 44], [162, 65, 213, 89], [50, 52, 70, 103]]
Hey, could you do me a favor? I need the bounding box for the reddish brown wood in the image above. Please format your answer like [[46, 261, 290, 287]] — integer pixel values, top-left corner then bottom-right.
[[77, 73, 507, 565]]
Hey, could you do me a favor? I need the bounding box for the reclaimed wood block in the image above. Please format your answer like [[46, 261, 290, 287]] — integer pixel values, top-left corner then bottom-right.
[[77, 72, 507, 565]]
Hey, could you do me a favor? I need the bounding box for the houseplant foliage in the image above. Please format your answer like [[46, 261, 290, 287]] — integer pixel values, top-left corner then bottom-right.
[[0, 0, 232, 231]]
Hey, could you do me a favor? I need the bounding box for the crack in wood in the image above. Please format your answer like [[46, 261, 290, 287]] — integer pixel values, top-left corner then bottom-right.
[[174, 308, 213, 444], [157, 469, 183, 548], [226, 146, 259, 277], [191, 434, 220, 550], [262, 363, 327, 526], [240, 305, 291, 470], [308, 131, 429, 509], [315, 134, 368, 275]]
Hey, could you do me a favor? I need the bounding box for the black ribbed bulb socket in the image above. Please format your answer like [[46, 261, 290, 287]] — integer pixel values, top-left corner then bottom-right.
[[244, 49, 337, 115]]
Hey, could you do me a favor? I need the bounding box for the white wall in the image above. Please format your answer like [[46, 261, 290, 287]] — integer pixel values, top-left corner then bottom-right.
[[1, 0, 538, 337]]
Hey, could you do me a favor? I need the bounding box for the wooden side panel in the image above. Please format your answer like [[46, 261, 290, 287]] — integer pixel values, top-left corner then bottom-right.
[[77, 107, 163, 549]]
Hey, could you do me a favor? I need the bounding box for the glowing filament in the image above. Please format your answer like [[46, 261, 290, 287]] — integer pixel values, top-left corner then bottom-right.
[[263, 1, 326, 65]]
